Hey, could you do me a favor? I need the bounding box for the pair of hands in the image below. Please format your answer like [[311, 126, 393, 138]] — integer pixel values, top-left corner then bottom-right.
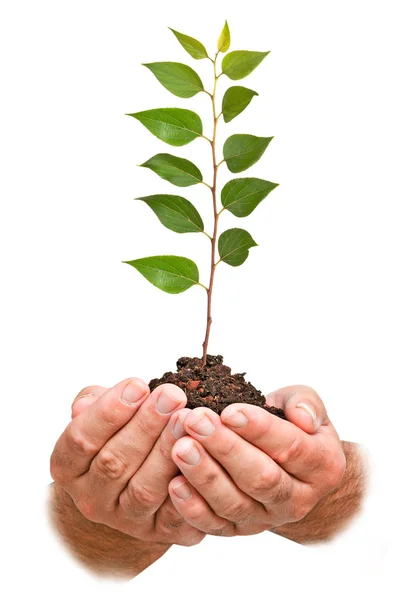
[[50, 377, 346, 547]]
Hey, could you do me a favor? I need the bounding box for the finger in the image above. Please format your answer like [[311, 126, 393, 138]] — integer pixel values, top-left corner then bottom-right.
[[50, 377, 149, 483], [154, 494, 206, 547], [171, 435, 263, 527], [94, 384, 186, 511], [118, 407, 191, 516], [168, 475, 234, 536], [221, 403, 330, 482], [72, 386, 106, 419], [182, 408, 293, 507], [266, 385, 330, 434]]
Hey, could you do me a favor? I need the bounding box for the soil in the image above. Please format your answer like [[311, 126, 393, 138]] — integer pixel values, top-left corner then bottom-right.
[[149, 354, 286, 419]]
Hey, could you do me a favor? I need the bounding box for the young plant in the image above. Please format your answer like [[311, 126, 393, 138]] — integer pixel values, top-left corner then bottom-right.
[[124, 22, 278, 365]]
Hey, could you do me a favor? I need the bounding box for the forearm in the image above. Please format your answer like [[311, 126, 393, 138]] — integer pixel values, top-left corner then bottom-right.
[[271, 441, 369, 544], [48, 484, 171, 579]]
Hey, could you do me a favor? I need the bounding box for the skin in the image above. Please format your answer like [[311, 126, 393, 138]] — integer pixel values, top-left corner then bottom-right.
[[50, 378, 205, 548], [167, 386, 348, 536], [49, 379, 368, 578]]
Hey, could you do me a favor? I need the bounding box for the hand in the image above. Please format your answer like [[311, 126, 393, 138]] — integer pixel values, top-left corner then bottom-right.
[[167, 386, 347, 536], [50, 378, 205, 547]]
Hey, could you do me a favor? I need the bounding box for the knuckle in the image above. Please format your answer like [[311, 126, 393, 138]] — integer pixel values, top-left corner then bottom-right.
[[156, 514, 185, 536], [183, 504, 208, 522], [275, 436, 304, 465], [249, 414, 272, 443], [211, 526, 233, 537], [252, 465, 281, 496], [216, 437, 238, 458], [123, 480, 157, 515], [66, 426, 97, 456], [49, 452, 66, 485], [165, 516, 185, 530], [135, 413, 163, 439], [158, 439, 174, 463], [241, 523, 270, 536], [207, 521, 233, 536], [221, 500, 250, 523], [176, 531, 206, 547], [288, 500, 312, 523], [75, 497, 98, 522], [266, 477, 293, 506], [94, 448, 127, 480], [325, 451, 347, 489], [98, 407, 122, 430], [200, 469, 219, 488]]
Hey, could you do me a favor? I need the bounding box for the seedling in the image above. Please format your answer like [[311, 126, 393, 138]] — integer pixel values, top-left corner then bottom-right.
[[124, 22, 278, 366]]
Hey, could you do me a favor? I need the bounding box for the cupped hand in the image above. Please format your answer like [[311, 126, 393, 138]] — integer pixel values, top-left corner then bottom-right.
[[50, 378, 205, 547], [168, 386, 346, 536]]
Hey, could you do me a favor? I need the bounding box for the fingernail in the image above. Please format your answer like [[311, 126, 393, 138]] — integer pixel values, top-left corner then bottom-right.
[[156, 387, 184, 415], [296, 403, 318, 427], [223, 408, 248, 428], [121, 379, 148, 405], [172, 413, 187, 439], [172, 482, 192, 500], [187, 414, 215, 437], [176, 438, 201, 465]]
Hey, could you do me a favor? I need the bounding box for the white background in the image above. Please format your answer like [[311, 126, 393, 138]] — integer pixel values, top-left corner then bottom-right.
[[1, 0, 418, 597]]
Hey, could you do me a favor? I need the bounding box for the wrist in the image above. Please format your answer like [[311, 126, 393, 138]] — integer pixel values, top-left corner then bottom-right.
[[48, 483, 171, 579]]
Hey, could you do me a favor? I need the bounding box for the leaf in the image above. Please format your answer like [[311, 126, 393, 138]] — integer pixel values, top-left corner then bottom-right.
[[128, 109, 203, 146], [136, 194, 204, 233], [222, 50, 270, 80], [218, 228, 258, 267], [223, 134, 273, 173], [217, 21, 231, 53], [169, 28, 209, 60], [123, 256, 200, 294], [221, 178, 279, 217], [222, 86, 258, 123], [142, 62, 204, 98], [139, 153, 203, 187]]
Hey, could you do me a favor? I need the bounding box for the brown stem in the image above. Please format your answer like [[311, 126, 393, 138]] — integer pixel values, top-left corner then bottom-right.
[[202, 53, 220, 366]]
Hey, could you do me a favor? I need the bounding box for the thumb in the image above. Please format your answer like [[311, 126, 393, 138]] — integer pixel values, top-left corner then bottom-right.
[[71, 385, 107, 419], [266, 385, 329, 434]]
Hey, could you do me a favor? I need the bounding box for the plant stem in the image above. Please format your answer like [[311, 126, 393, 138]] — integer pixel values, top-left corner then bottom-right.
[[202, 52, 221, 366]]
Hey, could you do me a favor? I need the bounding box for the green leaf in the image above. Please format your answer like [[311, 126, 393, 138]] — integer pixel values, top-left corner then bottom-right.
[[142, 62, 204, 98], [217, 21, 231, 53], [218, 228, 258, 267], [223, 134, 273, 173], [221, 178, 279, 217], [123, 256, 200, 294], [169, 28, 209, 60], [222, 50, 270, 80], [139, 153, 203, 187], [222, 86, 258, 123], [136, 194, 204, 233], [128, 109, 203, 146]]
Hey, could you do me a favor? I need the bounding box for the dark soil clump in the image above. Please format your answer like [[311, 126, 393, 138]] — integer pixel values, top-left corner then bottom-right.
[[149, 355, 286, 419]]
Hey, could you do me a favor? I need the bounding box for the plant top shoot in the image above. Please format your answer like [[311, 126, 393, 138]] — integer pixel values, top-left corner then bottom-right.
[[124, 22, 278, 364]]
